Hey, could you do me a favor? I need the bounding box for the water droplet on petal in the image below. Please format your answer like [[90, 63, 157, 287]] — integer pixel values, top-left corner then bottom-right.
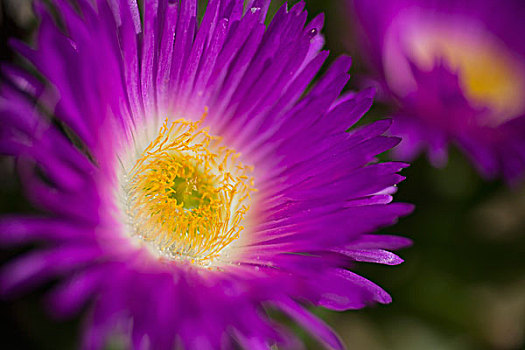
[[308, 28, 318, 39]]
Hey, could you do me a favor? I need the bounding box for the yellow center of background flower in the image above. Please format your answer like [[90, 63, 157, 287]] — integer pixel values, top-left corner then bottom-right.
[[125, 114, 256, 266], [408, 27, 525, 125]]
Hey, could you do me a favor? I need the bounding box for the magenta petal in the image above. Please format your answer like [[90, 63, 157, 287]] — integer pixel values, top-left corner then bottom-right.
[[0, 246, 100, 296], [335, 248, 404, 265], [276, 298, 344, 350]]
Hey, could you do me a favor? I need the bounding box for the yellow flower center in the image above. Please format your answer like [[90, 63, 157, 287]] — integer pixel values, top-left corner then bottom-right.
[[407, 25, 525, 125], [124, 112, 256, 266]]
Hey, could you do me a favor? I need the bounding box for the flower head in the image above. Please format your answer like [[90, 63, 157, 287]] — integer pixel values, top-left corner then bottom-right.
[[0, 0, 412, 348], [350, 0, 525, 183]]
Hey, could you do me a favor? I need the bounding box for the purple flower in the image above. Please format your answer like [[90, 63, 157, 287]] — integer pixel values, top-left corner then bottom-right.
[[350, 0, 525, 183], [0, 0, 412, 349]]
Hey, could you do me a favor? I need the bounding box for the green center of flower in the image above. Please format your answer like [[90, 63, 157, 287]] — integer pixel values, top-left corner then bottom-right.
[[168, 174, 211, 210]]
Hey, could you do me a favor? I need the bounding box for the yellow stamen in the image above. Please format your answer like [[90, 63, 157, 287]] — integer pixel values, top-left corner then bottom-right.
[[125, 110, 256, 265]]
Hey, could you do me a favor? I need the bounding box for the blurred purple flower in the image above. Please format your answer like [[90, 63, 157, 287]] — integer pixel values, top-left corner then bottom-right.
[[0, 0, 412, 349], [350, 0, 525, 183]]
